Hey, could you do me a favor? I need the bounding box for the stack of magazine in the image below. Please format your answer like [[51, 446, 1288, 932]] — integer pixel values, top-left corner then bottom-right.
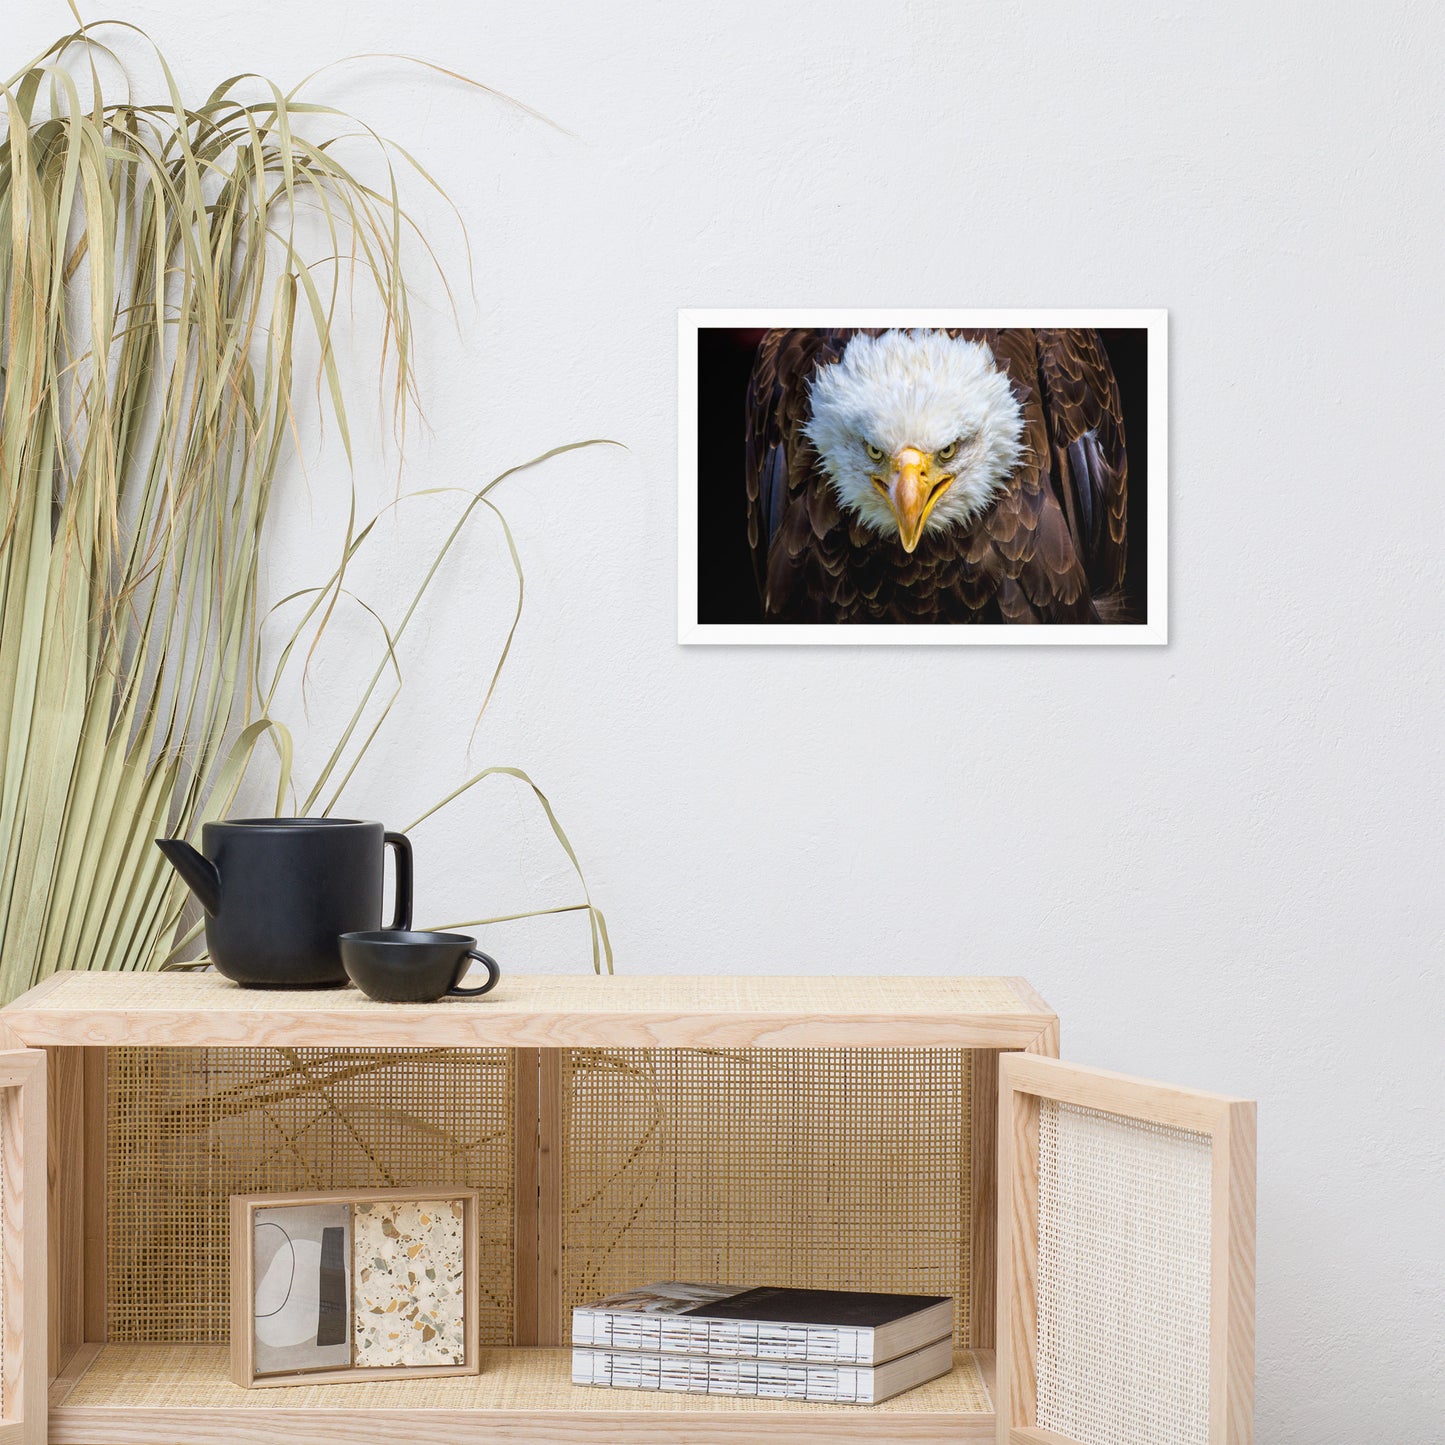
[[571, 1282, 954, 1405]]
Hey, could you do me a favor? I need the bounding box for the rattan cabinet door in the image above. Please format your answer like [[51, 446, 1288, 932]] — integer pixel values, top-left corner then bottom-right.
[[0, 1050, 45, 1445], [996, 1054, 1254, 1445]]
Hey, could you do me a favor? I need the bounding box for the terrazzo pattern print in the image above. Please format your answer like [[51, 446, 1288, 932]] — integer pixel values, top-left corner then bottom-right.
[[352, 1198, 468, 1367]]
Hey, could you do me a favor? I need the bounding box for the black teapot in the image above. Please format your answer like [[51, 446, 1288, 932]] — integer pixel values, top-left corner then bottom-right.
[[156, 818, 412, 988]]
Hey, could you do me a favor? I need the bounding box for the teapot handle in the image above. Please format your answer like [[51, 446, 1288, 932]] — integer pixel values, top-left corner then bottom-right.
[[384, 831, 413, 931]]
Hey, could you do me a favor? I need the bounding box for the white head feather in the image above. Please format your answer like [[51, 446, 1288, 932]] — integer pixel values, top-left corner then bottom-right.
[[803, 329, 1025, 541]]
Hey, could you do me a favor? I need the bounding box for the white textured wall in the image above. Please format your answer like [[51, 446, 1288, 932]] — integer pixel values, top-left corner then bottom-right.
[[13, 1, 1444, 1437]]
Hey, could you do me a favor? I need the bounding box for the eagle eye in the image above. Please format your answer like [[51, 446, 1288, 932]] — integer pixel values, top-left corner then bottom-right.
[[936, 439, 961, 463], [864, 442, 885, 463]]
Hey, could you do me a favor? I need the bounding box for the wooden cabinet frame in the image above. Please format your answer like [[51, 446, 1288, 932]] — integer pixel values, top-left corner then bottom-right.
[[0, 973, 1253, 1443], [12, 973, 1061, 1441]]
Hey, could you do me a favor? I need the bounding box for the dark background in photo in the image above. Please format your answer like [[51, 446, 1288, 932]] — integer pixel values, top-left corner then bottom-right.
[[694, 327, 1150, 625]]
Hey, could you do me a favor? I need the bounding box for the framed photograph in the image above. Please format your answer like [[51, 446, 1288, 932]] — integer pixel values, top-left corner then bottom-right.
[[230, 1187, 480, 1387], [679, 309, 1167, 644]]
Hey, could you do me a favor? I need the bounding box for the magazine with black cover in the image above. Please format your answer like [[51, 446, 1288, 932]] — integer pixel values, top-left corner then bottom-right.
[[571, 1282, 953, 1366], [572, 1335, 954, 1404]]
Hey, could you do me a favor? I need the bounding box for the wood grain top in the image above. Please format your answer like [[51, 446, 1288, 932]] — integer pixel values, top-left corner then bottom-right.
[[4, 971, 1055, 1049]]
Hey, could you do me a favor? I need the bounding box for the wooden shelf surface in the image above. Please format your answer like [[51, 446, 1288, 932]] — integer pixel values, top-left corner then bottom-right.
[[4, 971, 1055, 1049], [50, 1344, 996, 1443]]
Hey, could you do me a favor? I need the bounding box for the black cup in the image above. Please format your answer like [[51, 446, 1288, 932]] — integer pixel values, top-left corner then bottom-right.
[[338, 930, 501, 1003]]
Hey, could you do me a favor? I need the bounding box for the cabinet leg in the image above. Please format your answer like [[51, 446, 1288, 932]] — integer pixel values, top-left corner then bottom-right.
[[969, 1049, 998, 1352], [513, 1048, 540, 1345], [512, 1047, 565, 1347], [83, 1047, 106, 1342], [537, 1048, 564, 1345], [47, 1047, 83, 1376]]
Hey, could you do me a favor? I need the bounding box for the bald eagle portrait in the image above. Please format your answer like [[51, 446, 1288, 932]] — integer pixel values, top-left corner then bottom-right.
[[744, 328, 1137, 624]]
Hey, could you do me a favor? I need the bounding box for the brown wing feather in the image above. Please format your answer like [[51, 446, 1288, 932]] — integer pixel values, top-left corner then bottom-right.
[[968, 329, 1094, 624], [964, 328, 1116, 623], [743, 331, 785, 598], [744, 329, 850, 614], [1033, 328, 1129, 596]]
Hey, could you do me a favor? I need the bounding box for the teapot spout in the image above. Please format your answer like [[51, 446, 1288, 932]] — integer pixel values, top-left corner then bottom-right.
[[155, 838, 221, 915]]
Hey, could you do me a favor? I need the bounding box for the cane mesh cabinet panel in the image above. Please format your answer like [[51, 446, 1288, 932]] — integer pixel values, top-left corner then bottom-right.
[[105, 1047, 515, 1345], [997, 1054, 1255, 1445], [1036, 1102, 1212, 1443], [5, 971, 1065, 1442], [560, 1046, 978, 1344]]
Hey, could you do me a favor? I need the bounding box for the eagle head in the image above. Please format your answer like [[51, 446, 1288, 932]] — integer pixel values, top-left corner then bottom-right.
[[803, 329, 1025, 553]]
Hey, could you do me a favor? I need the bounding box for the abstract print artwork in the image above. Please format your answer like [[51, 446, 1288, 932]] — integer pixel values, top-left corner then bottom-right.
[[353, 1198, 469, 1367], [679, 310, 1167, 644], [234, 1188, 478, 1385], [252, 1201, 353, 1376]]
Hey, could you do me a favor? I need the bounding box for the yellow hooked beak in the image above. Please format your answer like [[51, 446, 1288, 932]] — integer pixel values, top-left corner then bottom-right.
[[872, 447, 954, 553]]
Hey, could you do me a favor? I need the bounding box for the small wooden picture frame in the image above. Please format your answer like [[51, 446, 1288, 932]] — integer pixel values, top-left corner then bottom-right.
[[230, 1186, 480, 1388]]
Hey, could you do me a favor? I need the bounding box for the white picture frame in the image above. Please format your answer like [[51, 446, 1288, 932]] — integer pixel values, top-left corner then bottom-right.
[[678, 308, 1168, 645]]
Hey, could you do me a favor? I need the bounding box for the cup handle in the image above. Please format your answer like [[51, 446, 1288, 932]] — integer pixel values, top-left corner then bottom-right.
[[384, 831, 413, 931], [449, 950, 500, 997]]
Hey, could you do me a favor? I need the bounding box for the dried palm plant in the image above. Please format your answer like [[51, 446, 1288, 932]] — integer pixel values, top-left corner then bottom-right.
[[0, 17, 610, 1003]]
